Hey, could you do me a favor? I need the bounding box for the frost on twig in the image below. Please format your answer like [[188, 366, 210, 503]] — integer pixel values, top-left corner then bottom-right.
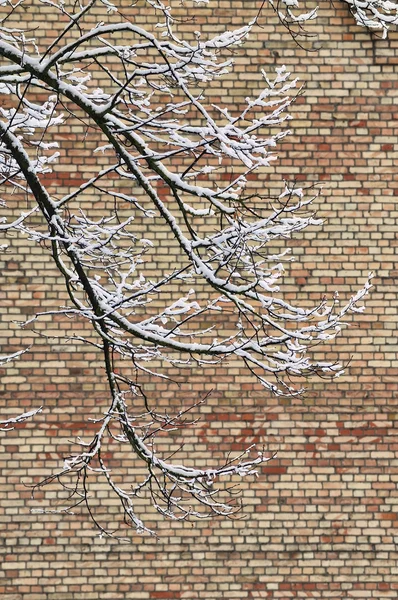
[[0, 0, 372, 537]]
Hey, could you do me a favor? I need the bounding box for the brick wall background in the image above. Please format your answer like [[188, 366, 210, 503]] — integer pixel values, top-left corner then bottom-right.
[[1, 1, 398, 598]]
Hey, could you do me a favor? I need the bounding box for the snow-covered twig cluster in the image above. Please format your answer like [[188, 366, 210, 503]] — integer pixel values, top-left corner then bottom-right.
[[263, 0, 398, 39], [344, 0, 398, 37], [0, 0, 373, 536]]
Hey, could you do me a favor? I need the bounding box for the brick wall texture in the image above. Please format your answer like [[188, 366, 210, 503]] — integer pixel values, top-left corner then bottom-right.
[[1, 1, 398, 598]]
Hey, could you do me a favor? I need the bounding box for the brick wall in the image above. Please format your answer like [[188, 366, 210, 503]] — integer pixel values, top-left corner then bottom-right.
[[0, 1, 397, 598]]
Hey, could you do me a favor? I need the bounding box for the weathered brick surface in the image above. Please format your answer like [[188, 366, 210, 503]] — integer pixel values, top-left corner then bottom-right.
[[1, 1, 398, 598]]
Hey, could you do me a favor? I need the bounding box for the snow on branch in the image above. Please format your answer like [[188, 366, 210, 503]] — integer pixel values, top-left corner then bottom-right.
[[0, 406, 43, 431], [0, 0, 372, 537], [0, 350, 42, 431]]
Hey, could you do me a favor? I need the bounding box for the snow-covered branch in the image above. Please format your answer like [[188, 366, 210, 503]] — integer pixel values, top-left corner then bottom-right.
[[0, 0, 373, 537]]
